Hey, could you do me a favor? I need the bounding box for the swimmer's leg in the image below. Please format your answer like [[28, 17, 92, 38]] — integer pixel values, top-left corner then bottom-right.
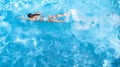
[[47, 19, 64, 23], [54, 13, 70, 22], [55, 13, 69, 18], [54, 20, 64, 22]]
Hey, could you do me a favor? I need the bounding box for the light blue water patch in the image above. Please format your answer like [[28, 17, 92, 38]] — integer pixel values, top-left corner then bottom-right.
[[0, 0, 120, 67]]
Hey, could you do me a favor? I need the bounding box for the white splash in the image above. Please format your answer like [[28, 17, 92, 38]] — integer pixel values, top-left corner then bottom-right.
[[70, 9, 80, 22], [103, 59, 112, 67]]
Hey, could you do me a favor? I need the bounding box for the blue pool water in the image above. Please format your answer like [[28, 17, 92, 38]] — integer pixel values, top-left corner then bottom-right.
[[0, 0, 120, 67]]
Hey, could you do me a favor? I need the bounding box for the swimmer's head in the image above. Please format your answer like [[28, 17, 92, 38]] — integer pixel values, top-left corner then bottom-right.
[[28, 13, 40, 18], [28, 13, 33, 18]]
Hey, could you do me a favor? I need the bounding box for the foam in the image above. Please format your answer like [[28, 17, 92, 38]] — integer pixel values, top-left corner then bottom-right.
[[103, 59, 112, 67], [70, 9, 80, 22]]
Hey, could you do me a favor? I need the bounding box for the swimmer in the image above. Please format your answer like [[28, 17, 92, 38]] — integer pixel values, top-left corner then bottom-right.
[[20, 12, 68, 22]]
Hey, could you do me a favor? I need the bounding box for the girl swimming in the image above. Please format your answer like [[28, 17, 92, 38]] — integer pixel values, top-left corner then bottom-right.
[[25, 12, 68, 22]]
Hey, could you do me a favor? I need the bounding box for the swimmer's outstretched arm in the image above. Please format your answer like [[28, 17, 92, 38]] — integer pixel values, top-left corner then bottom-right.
[[34, 12, 41, 15]]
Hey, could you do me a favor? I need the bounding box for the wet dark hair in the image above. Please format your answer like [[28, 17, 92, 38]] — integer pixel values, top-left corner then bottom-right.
[[28, 13, 40, 18], [28, 13, 33, 18]]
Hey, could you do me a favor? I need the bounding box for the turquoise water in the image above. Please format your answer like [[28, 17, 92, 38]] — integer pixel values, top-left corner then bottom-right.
[[0, 0, 120, 67]]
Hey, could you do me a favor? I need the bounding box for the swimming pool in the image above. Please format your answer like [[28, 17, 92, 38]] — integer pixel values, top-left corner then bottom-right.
[[0, 0, 120, 67]]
